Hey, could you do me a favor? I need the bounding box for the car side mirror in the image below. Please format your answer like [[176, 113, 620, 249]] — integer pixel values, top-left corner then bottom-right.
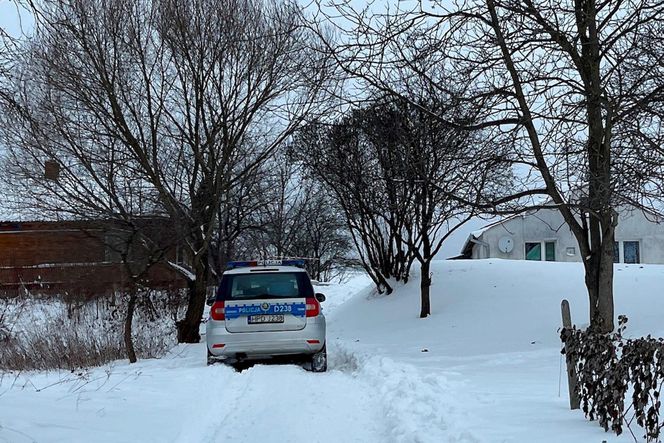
[[315, 293, 326, 303], [206, 296, 215, 306]]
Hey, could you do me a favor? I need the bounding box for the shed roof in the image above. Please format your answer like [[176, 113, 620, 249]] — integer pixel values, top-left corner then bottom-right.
[[459, 214, 522, 258]]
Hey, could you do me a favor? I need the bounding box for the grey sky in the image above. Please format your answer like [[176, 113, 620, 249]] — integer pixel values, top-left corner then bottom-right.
[[0, 1, 34, 38]]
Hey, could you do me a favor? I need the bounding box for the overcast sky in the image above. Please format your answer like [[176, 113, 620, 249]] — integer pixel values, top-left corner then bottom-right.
[[0, 1, 33, 38]]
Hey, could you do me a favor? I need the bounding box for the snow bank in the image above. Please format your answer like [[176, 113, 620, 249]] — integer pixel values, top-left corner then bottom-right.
[[329, 259, 664, 442], [330, 345, 478, 443], [332, 259, 664, 359], [314, 272, 375, 314]]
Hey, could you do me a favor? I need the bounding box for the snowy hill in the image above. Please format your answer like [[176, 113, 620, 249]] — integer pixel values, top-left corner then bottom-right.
[[2, 259, 663, 442], [330, 260, 664, 442], [334, 259, 664, 356]]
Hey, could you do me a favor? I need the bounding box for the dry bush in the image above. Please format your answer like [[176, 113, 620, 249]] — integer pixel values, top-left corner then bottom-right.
[[1, 324, 125, 371], [0, 291, 185, 371], [0, 299, 12, 343]]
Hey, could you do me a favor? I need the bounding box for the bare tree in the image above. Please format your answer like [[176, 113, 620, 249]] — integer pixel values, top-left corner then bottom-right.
[[0, 0, 334, 342], [207, 151, 353, 283], [293, 116, 417, 294], [210, 159, 269, 276], [313, 0, 664, 332], [240, 155, 353, 281], [286, 183, 352, 282], [375, 95, 504, 317], [99, 218, 179, 363], [248, 157, 311, 258], [295, 94, 504, 316], [0, 1, 27, 113]]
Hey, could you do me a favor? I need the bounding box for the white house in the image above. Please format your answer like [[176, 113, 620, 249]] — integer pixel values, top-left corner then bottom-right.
[[460, 207, 664, 264]]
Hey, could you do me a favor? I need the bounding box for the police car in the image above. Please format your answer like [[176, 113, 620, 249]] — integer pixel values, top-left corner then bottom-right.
[[206, 259, 327, 372]]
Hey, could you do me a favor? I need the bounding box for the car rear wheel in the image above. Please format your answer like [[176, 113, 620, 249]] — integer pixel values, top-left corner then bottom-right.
[[309, 345, 327, 372]]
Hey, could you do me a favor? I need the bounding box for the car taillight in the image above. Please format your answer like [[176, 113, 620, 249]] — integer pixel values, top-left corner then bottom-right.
[[210, 301, 225, 321], [305, 297, 320, 317]]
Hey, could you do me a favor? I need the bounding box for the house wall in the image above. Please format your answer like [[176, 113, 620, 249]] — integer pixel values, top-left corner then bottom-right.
[[471, 208, 664, 264], [617, 208, 664, 264], [471, 210, 579, 262]]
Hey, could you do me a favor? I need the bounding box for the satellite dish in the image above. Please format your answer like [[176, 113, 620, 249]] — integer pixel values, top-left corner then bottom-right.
[[498, 236, 514, 253]]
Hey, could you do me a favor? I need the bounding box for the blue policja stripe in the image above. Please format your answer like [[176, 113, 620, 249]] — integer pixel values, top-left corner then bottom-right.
[[291, 303, 306, 316], [225, 303, 306, 319]]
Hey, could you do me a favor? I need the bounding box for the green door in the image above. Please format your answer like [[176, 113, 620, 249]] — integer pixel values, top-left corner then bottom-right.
[[545, 242, 555, 261]]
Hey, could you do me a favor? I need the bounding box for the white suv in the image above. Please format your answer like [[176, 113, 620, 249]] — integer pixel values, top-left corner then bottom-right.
[[206, 260, 327, 372]]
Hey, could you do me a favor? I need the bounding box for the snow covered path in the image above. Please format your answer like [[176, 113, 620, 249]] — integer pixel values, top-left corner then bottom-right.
[[175, 343, 476, 443], [0, 341, 475, 443], [172, 344, 392, 443]]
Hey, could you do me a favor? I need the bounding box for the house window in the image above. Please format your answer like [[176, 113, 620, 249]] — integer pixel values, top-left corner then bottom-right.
[[525, 241, 556, 261], [623, 241, 640, 264], [545, 242, 555, 261], [613, 241, 641, 264], [525, 242, 541, 260]]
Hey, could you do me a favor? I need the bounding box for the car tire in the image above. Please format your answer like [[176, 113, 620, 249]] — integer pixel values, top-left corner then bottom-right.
[[309, 344, 327, 373], [207, 349, 216, 366]]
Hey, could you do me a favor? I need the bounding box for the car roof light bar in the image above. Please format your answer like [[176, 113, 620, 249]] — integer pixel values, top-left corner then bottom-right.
[[226, 259, 305, 269]]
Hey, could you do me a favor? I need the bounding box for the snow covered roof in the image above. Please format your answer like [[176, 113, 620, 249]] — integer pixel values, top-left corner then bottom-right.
[[459, 214, 522, 258]]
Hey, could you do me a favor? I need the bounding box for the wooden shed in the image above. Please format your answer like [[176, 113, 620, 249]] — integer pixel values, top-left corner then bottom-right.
[[0, 219, 188, 297]]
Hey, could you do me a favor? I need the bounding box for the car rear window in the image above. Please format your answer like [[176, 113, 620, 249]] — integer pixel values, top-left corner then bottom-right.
[[216, 271, 314, 301]]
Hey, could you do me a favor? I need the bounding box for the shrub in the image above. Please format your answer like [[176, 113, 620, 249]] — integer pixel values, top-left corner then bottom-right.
[[562, 316, 664, 442], [0, 291, 183, 371]]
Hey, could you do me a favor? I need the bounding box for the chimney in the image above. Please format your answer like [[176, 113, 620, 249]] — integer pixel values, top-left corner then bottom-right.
[[44, 159, 60, 181]]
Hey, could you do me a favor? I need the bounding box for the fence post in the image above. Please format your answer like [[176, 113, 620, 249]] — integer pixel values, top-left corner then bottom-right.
[[561, 299, 580, 410]]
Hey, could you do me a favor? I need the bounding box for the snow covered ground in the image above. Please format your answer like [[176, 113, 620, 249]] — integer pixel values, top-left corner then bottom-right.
[[2, 259, 663, 442]]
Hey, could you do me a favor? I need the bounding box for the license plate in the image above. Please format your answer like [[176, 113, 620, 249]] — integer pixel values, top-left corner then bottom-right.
[[248, 314, 284, 324]]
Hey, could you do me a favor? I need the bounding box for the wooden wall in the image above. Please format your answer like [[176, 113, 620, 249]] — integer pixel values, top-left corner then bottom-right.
[[0, 221, 187, 297]]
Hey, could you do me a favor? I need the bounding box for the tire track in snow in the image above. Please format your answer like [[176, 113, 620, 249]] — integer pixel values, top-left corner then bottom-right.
[[176, 360, 388, 443], [177, 343, 480, 443]]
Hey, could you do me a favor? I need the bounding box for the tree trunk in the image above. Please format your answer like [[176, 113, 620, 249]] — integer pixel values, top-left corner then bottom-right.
[[418, 186, 433, 318], [124, 291, 137, 363], [177, 250, 209, 343], [581, 0, 614, 333], [362, 262, 393, 295], [583, 222, 615, 333], [419, 259, 431, 318], [595, 254, 614, 333]]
